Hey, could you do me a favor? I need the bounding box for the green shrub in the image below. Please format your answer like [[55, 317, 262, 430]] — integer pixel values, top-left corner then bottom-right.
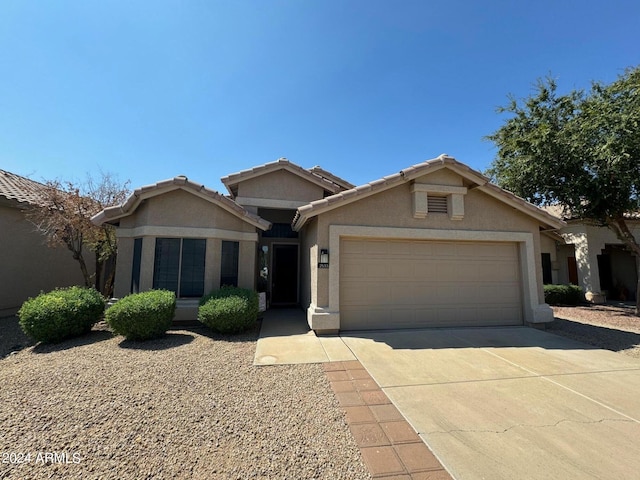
[[106, 290, 176, 341], [198, 287, 259, 334], [18, 286, 105, 343], [544, 284, 585, 306]]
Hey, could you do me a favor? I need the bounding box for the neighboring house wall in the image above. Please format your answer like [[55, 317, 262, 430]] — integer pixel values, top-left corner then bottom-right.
[[540, 234, 559, 284], [0, 202, 86, 316], [557, 221, 640, 302], [556, 244, 577, 285]]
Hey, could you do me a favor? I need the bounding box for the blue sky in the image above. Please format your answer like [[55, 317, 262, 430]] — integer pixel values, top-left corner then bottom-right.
[[1, 0, 639, 194]]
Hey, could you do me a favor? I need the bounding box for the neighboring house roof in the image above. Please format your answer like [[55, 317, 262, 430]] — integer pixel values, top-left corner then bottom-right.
[[91, 175, 271, 230], [0, 169, 47, 206], [221, 158, 347, 197], [540, 204, 640, 222], [292, 154, 566, 231]]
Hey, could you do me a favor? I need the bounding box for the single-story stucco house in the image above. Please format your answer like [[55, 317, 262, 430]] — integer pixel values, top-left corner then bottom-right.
[[540, 206, 639, 303], [0, 169, 87, 316], [92, 155, 573, 333]]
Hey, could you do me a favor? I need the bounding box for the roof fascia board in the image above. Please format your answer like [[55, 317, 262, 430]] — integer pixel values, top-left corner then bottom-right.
[[293, 174, 405, 230], [294, 158, 566, 231], [402, 161, 489, 186], [92, 183, 271, 231], [477, 184, 566, 229]]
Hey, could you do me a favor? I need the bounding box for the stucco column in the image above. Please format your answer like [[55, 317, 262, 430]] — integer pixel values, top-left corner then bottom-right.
[[205, 238, 221, 293], [113, 236, 134, 299], [238, 240, 256, 289], [571, 233, 606, 303], [139, 237, 156, 292]]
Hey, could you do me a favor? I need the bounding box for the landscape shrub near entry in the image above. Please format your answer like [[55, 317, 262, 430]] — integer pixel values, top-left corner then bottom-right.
[[198, 287, 259, 334], [106, 290, 176, 341], [18, 286, 105, 343], [544, 284, 585, 306]]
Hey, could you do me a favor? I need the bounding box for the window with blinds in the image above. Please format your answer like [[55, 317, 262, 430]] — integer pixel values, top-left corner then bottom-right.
[[153, 238, 206, 297]]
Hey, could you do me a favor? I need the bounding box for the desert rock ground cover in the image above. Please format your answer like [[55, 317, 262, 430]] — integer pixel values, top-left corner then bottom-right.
[[0, 321, 370, 480], [1, 302, 639, 479], [550, 303, 640, 358]]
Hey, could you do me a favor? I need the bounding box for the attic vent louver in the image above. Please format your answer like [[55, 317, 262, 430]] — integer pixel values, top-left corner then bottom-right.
[[427, 195, 448, 213]]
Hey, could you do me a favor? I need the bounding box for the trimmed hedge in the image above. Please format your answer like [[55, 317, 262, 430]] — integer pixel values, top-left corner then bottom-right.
[[198, 287, 259, 334], [544, 284, 584, 306], [18, 286, 105, 343], [106, 290, 176, 341]]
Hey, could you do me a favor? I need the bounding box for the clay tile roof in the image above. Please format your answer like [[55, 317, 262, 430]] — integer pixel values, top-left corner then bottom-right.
[[539, 203, 640, 221], [0, 169, 47, 206], [308, 165, 355, 190], [221, 158, 347, 196], [92, 175, 271, 230], [292, 154, 565, 231]]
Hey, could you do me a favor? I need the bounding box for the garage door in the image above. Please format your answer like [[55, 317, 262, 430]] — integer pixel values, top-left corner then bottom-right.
[[340, 238, 523, 330]]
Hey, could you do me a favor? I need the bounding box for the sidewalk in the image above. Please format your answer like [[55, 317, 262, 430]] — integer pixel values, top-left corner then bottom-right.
[[253, 308, 355, 365]]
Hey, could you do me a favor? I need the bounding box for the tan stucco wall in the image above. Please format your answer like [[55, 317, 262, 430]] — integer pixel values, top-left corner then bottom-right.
[[414, 168, 464, 187], [237, 170, 325, 203], [305, 169, 552, 330], [120, 189, 255, 233], [112, 188, 258, 302], [299, 217, 318, 310], [0, 204, 87, 316], [312, 182, 545, 306], [114, 236, 134, 298]]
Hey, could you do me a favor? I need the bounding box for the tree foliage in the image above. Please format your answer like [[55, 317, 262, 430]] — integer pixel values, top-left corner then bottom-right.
[[26, 172, 130, 297], [486, 66, 640, 313]]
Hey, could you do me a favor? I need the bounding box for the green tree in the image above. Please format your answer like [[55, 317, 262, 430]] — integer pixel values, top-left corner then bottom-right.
[[26, 172, 130, 297], [486, 66, 640, 314]]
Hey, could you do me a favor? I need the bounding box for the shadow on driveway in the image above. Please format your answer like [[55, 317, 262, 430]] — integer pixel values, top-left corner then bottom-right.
[[548, 317, 640, 354]]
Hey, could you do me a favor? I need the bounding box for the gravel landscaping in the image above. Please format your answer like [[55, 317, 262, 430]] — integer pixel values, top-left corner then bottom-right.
[[0, 319, 370, 480], [549, 303, 640, 358], [2, 303, 639, 479]]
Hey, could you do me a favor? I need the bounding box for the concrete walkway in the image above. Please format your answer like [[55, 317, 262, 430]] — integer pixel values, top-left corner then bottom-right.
[[253, 309, 355, 365]]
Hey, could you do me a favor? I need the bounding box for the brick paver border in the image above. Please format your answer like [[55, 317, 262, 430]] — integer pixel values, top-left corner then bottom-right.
[[324, 360, 452, 480]]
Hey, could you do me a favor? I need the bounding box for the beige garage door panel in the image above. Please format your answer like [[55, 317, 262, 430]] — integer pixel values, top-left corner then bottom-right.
[[340, 239, 523, 330]]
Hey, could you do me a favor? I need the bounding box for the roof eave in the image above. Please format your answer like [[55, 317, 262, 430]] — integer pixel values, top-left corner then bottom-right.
[[91, 177, 272, 231], [478, 184, 567, 229], [221, 159, 343, 196]]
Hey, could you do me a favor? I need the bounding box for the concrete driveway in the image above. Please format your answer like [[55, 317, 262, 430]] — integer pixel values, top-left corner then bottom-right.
[[341, 327, 640, 480]]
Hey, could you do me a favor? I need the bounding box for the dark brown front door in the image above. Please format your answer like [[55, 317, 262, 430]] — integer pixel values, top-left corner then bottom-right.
[[271, 244, 298, 305], [568, 256, 579, 285]]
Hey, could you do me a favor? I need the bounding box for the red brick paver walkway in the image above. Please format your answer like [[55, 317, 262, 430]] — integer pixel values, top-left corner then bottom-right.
[[324, 360, 452, 480]]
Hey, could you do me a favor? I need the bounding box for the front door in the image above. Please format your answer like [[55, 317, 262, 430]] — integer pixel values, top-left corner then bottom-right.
[[271, 244, 298, 305]]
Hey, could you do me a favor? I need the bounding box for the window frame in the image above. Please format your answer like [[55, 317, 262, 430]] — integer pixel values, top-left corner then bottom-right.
[[220, 240, 240, 287], [153, 237, 206, 298]]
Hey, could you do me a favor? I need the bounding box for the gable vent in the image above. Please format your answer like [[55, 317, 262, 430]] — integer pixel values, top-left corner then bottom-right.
[[427, 195, 448, 213]]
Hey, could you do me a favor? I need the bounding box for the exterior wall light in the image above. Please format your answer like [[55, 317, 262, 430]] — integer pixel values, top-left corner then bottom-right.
[[318, 249, 329, 268]]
